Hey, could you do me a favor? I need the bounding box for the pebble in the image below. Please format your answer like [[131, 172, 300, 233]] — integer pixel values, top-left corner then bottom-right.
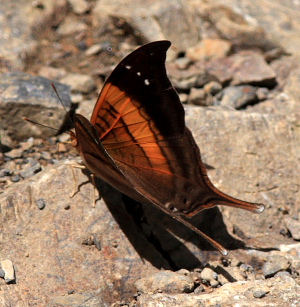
[[284, 217, 300, 240], [262, 255, 290, 278], [68, 0, 90, 14], [200, 267, 219, 287], [219, 85, 257, 109], [5, 148, 23, 159], [60, 73, 96, 94], [175, 57, 191, 70], [0, 259, 15, 283], [11, 175, 21, 182], [85, 44, 103, 56], [135, 270, 194, 294], [20, 160, 42, 178], [36, 198, 46, 210], [189, 87, 213, 106], [253, 290, 267, 298], [203, 81, 222, 95]]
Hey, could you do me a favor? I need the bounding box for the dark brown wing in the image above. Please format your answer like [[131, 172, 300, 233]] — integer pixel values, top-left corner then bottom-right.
[[89, 40, 264, 216]]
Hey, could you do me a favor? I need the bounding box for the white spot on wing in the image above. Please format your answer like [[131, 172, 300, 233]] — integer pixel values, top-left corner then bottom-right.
[[125, 65, 131, 69], [144, 79, 150, 85], [137, 72, 141, 76]]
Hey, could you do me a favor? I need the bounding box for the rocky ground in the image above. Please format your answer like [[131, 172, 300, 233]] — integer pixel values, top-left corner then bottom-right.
[[0, 0, 300, 306]]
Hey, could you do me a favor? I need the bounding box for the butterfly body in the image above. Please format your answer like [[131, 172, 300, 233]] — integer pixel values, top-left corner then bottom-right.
[[71, 41, 264, 255]]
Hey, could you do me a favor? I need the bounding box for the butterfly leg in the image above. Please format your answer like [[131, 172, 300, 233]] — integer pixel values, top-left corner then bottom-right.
[[68, 162, 86, 198]]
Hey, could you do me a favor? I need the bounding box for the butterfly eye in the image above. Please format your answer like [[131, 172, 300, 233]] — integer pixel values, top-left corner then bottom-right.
[[164, 202, 178, 213]]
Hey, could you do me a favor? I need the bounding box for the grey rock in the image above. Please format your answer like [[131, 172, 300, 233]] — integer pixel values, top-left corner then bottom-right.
[[253, 290, 266, 298], [0, 72, 71, 141], [262, 255, 290, 278], [284, 217, 300, 241], [135, 270, 194, 294], [219, 85, 258, 109]]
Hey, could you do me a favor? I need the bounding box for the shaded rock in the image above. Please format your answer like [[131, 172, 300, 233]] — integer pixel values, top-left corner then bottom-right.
[[4, 148, 23, 159], [184, 106, 299, 250], [60, 73, 96, 94], [203, 81, 222, 96], [0, 162, 166, 306], [174, 57, 191, 70], [167, 62, 210, 90], [219, 85, 258, 109], [92, 0, 200, 52], [135, 270, 194, 294], [200, 267, 219, 287], [136, 276, 300, 307], [206, 51, 277, 87], [284, 217, 300, 241], [262, 255, 290, 278], [0, 72, 71, 141], [186, 38, 232, 62], [189, 88, 212, 106], [0, 259, 15, 283]]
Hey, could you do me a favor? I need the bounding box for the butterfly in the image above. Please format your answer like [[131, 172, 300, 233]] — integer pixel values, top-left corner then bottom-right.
[[70, 40, 264, 256]]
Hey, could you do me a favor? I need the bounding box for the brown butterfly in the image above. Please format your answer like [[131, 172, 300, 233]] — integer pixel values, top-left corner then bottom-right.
[[70, 40, 264, 255]]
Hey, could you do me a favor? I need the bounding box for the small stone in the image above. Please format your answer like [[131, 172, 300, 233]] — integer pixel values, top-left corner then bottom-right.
[[189, 87, 212, 106], [20, 160, 42, 178], [253, 290, 267, 298], [36, 198, 46, 210], [11, 175, 21, 182], [41, 151, 51, 160], [284, 217, 300, 240], [64, 204, 70, 210], [135, 270, 194, 294], [262, 255, 290, 278], [1, 259, 15, 283], [200, 267, 219, 287], [220, 85, 257, 109], [179, 93, 188, 103], [68, 0, 90, 14], [5, 148, 23, 159], [38, 66, 67, 80], [203, 81, 222, 95], [0, 169, 12, 177], [175, 57, 191, 70], [256, 87, 269, 101], [85, 44, 103, 56], [186, 38, 232, 62], [60, 73, 96, 94]]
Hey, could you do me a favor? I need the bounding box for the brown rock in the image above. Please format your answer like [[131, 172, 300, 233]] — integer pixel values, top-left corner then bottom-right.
[[186, 38, 232, 62], [206, 51, 277, 87], [135, 270, 194, 294], [0, 162, 166, 306]]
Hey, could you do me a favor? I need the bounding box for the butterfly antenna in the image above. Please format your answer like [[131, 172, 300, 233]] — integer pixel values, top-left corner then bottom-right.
[[24, 117, 59, 132], [51, 83, 74, 128]]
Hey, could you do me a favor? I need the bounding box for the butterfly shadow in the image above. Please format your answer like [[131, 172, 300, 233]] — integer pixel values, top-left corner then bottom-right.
[[87, 175, 246, 270]]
